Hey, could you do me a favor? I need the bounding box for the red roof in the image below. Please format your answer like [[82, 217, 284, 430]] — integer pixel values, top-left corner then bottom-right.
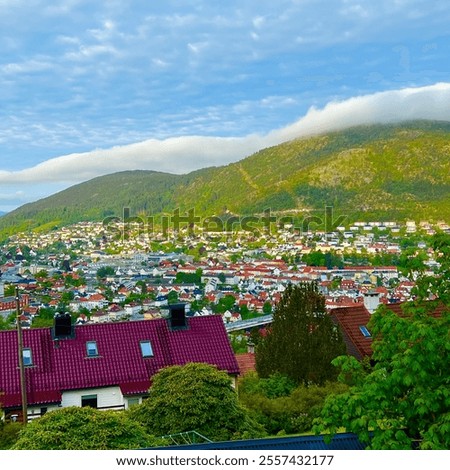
[[0, 316, 239, 408], [331, 301, 447, 360], [235, 353, 256, 376], [331, 305, 372, 360]]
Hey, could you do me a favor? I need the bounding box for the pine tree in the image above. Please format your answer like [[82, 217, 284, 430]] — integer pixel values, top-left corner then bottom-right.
[[256, 282, 346, 385]]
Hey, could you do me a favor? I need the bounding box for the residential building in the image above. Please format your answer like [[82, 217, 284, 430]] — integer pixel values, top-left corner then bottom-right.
[[0, 305, 239, 422]]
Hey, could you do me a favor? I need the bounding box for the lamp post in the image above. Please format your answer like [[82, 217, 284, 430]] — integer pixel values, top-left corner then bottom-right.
[[15, 286, 28, 424]]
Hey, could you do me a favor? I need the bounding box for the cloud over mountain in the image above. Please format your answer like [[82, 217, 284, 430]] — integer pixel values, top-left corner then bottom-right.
[[0, 83, 449, 211]]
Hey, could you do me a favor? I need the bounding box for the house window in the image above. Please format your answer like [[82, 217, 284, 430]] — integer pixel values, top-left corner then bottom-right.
[[127, 397, 140, 408], [359, 326, 371, 338], [81, 394, 98, 408], [140, 340, 153, 358], [86, 341, 99, 357], [23, 348, 33, 366]]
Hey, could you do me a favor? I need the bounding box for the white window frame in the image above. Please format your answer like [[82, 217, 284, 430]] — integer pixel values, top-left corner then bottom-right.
[[86, 341, 99, 357], [140, 340, 154, 358], [23, 348, 33, 366]]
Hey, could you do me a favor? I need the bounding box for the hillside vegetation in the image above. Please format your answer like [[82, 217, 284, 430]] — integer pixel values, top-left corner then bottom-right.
[[1, 120, 449, 238]]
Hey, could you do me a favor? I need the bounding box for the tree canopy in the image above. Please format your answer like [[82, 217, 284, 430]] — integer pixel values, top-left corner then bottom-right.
[[12, 406, 156, 450], [314, 233, 450, 449], [130, 362, 265, 442], [238, 372, 348, 436], [256, 282, 346, 385], [96, 266, 116, 279]]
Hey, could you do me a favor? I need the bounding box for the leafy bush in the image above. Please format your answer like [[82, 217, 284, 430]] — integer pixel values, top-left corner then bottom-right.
[[238, 374, 348, 435], [13, 407, 157, 450], [0, 422, 23, 449], [130, 363, 266, 442], [238, 372, 296, 399]]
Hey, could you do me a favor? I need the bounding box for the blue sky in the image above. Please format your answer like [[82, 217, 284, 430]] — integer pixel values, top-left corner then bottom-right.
[[1, 0, 450, 212]]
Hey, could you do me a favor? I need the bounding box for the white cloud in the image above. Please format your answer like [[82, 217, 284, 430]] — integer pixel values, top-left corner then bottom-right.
[[0, 83, 449, 208], [65, 44, 117, 61], [0, 135, 264, 184], [0, 190, 24, 201], [1, 57, 53, 74], [187, 42, 208, 55], [269, 82, 450, 142], [252, 16, 265, 29]]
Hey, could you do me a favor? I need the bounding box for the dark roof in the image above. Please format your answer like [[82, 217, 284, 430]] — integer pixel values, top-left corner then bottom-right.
[[152, 433, 366, 450], [0, 316, 239, 408]]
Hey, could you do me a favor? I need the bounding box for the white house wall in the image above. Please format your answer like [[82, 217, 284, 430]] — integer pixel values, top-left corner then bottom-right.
[[61, 386, 126, 410]]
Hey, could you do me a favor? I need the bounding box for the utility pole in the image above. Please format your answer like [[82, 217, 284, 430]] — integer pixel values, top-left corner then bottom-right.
[[15, 286, 27, 424]]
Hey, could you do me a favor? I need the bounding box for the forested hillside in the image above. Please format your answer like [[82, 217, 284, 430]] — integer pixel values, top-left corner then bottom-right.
[[1, 120, 449, 239]]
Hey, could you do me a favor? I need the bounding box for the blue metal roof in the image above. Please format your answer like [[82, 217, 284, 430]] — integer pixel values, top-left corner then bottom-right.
[[150, 433, 366, 450]]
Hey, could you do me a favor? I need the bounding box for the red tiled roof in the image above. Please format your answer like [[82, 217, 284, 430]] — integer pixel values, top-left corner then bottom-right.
[[119, 380, 151, 396], [331, 305, 372, 360], [235, 353, 256, 376], [2, 390, 62, 408], [0, 316, 239, 408], [331, 301, 447, 360]]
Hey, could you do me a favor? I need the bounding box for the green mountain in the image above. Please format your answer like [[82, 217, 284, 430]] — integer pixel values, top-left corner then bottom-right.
[[1, 120, 450, 238]]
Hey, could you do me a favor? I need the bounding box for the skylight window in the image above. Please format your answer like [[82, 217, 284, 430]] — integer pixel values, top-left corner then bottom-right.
[[140, 340, 154, 358], [86, 341, 99, 357], [23, 348, 33, 366], [359, 326, 371, 338]]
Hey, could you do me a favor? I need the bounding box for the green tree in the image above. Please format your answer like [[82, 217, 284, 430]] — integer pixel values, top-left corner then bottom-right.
[[130, 363, 265, 442], [35, 269, 49, 279], [214, 294, 236, 313], [0, 317, 8, 331], [256, 282, 346, 385], [315, 302, 450, 449], [238, 373, 348, 435], [413, 232, 450, 305], [136, 280, 147, 295], [398, 247, 428, 276], [330, 277, 342, 290], [96, 266, 115, 279], [61, 291, 75, 303], [13, 407, 156, 450], [0, 421, 22, 449], [0, 314, 15, 331], [314, 234, 450, 449], [302, 251, 325, 266], [167, 290, 179, 304], [175, 271, 203, 284], [238, 372, 296, 399], [64, 274, 85, 288], [3, 284, 15, 297], [262, 301, 272, 314]]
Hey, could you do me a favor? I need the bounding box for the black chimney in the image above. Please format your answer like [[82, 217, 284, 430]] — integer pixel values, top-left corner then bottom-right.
[[168, 303, 187, 329], [52, 312, 74, 339]]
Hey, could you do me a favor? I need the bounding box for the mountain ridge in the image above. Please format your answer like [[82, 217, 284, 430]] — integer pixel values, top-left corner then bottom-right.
[[1, 120, 449, 238]]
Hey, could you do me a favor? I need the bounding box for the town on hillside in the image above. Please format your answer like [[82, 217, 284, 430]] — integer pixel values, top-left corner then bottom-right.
[[1, 218, 448, 330], [0, 216, 448, 449]]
